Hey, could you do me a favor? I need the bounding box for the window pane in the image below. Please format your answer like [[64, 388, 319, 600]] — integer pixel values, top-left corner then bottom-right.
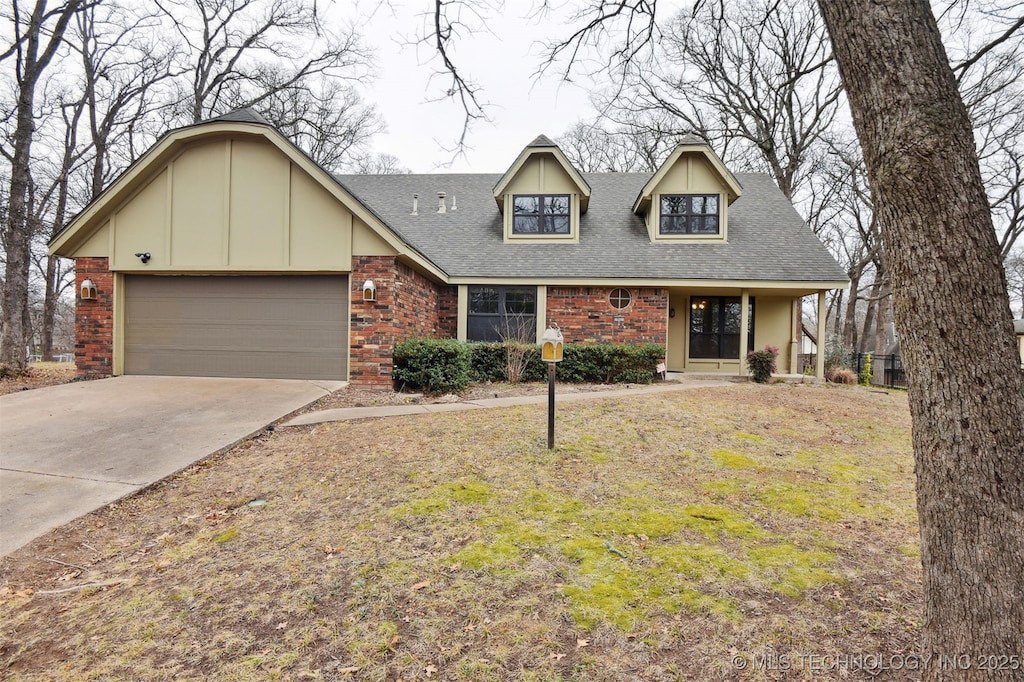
[[723, 300, 742, 333], [505, 289, 536, 314], [545, 195, 569, 214], [660, 216, 688, 234], [513, 196, 539, 215], [721, 333, 741, 358], [690, 334, 720, 358], [469, 287, 499, 314], [661, 195, 686, 214], [543, 215, 570, 233], [513, 216, 539, 234], [705, 195, 719, 213], [693, 216, 719, 234]]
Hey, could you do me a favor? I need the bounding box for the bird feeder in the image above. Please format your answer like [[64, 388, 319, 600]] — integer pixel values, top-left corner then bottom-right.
[[80, 278, 98, 301]]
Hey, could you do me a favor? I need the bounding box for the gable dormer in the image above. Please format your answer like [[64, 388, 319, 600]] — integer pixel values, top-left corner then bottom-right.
[[492, 135, 591, 243], [633, 137, 742, 243]]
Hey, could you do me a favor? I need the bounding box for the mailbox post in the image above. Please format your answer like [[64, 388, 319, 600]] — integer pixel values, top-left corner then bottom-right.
[[540, 325, 564, 449]]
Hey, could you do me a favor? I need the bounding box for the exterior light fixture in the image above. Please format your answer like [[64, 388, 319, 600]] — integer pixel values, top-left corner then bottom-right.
[[362, 279, 377, 302], [134, 252, 151, 264], [691, 299, 706, 311], [80, 278, 98, 301], [540, 324, 564, 449]]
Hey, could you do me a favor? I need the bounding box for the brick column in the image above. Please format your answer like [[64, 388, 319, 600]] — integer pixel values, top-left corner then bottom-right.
[[350, 256, 399, 387], [75, 257, 114, 376]]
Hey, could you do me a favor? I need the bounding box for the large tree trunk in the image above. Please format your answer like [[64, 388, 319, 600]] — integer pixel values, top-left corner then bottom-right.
[[1, 0, 84, 368], [817, 1, 1024, 676]]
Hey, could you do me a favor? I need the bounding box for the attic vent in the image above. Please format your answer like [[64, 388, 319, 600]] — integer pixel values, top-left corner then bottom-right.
[[437, 191, 447, 214], [411, 193, 419, 216], [451, 195, 457, 211]]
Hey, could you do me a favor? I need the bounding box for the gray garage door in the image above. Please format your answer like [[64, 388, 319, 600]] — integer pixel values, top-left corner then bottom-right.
[[124, 275, 348, 380]]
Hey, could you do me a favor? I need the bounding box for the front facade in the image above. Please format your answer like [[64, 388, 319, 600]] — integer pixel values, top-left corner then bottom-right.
[[51, 111, 848, 387]]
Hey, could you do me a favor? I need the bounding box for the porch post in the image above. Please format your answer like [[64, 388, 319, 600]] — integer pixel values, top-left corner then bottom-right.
[[815, 290, 827, 379], [739, 289, 750, 376]]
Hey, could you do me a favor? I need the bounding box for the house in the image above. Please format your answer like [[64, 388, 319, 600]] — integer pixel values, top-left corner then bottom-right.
[[49, 110, 848, 387], [1015, 319, 1024, 367]]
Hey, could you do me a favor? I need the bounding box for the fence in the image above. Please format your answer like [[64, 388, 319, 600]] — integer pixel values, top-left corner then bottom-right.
[[856, 353, 907, 389]]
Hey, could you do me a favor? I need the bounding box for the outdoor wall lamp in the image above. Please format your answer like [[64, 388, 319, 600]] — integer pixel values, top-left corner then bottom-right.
[[135, 252, 151, 264], [362, 279, 376, 302], [541, 324, 564, 450], [691, 299, 706, 311], [541, 324, 564, 363], [80, 278, 98, 301]]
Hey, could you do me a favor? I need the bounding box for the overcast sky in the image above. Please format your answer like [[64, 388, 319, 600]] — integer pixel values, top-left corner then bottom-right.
[[344, 1, 604, 173]]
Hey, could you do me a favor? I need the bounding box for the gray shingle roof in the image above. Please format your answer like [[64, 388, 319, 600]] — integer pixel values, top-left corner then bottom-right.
[[209, 108, 272, 126], [336, 171, 847, 283]]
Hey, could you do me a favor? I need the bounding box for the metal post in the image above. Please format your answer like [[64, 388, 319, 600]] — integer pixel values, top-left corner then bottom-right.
[[547, 361, 556, 449]]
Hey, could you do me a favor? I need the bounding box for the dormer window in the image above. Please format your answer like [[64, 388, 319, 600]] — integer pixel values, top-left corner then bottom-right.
[[513, 194, 570, 235], [660, 194, 720, 235]]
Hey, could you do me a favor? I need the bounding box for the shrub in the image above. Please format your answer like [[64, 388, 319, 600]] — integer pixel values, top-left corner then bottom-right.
[[558, 343, 664, 384], [468, 343, 545, 383], [827, 367, 858, 385], [824, 335, 853, 374], [859, 353, 873, 385], [460, 341, 664, 385], [746, 345, 779, 384], [393, 338, 472, 394]]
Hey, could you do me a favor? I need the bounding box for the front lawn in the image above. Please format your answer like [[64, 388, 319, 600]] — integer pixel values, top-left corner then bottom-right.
[[0, 383, 922, 680]]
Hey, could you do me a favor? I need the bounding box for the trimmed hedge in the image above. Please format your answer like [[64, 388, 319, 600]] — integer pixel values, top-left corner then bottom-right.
[[393, 338, 472, 394], [394, 338, 665, 393]]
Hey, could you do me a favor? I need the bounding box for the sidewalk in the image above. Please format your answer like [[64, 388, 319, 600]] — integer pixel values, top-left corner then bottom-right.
[[282, 379, 734, 427]]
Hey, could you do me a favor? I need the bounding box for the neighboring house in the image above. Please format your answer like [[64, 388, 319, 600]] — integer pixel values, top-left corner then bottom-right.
[[49, 110, 848, 387], [799, 319, 818, 356], [1015, 319, 1024, 367]]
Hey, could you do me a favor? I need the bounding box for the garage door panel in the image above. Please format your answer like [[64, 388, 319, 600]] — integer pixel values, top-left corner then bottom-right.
[[124, 276, 348, 380]]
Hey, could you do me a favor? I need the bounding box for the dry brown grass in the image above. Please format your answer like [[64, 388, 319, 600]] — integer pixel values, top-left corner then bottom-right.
[[0, 362, 76, 396], [0, 383, 922, 681]]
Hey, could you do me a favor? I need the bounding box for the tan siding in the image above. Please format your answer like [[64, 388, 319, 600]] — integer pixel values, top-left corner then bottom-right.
[[76, 221, 111, 258], [289, 166, 352, 268], [352, 218, 397, 256], [170, 142, 226, 266], [112, 170, 168, 268], [753, 296, 795, 372], [228, 138, 289, 267]]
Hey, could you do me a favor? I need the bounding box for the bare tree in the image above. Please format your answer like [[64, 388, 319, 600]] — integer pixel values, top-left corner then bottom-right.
[[1, 0, 88, 368], [598, 0, 843, 203], [555, 117, 680, 173], [940, 0, 1024, 259], [258, 80, 383, 173], [153, 0, 372, 125], [818, 1, 1024, 673], [348, 152, 410, 175]]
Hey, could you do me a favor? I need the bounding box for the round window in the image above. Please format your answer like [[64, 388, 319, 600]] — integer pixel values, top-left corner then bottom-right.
[[609, 288, 632, 309]]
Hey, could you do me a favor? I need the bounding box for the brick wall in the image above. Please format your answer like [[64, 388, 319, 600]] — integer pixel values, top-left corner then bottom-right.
[[74, 257, 114, 376], [546, 286, 668, 346], [349, 257, 454, 387]]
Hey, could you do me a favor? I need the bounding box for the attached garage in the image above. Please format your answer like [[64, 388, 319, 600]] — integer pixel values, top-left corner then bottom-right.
[[124, 275, 349, 380]]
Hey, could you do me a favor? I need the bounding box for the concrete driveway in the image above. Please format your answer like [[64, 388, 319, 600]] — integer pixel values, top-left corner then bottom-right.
[[0, 375, 344, 556]]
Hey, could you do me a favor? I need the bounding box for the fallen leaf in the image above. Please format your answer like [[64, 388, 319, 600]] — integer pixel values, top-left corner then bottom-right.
[[449, 562, 462, 572], [275, 621, 288, 630], [411, 580, 431, 591], [338, 666, 360, 674], [576, 638, 590, 649], [425, 663, 437, 677], [550, 652, 566, 660]]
